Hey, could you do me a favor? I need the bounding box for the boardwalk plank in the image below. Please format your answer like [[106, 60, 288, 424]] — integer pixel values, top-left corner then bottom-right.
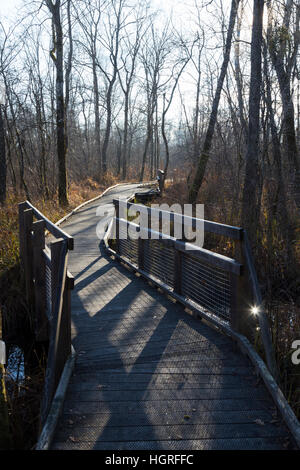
[[57, 409, 278, 427], [61, 398, 275, 415], [51, 437, 289, 451], [68, 377, 258, 390], [63, 387, 269, 403], [54, 422, 288, 444]]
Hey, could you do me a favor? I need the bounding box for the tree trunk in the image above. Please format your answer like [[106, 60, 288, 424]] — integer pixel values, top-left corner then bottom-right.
[[92, 58, 102, 179], [267, 0, 300, 207], [56, 10, 68, 206], [122, 91, 129, 179], [0, 106, 6, 205], [102, 81, 115, 175], [234, 0, 248, 142], [46, 0, 68, 206], [263, 40, 293, 250], [188, 0, 240, 203], [64, 0, 73, 173], [241, 0, 264, 248], [140, 125, 152, 182]]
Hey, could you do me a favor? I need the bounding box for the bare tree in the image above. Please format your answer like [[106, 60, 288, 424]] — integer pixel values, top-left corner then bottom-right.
[[45, 0, 68, 206], [262, 39, 291, 244], [139, 22, 172, 181], [97, 0, 125, 174], [0, 19, 30, 199], [118, 7, 147, 179], [233, 0, 248, 142], [0, 98, 6, 204], [24, 27, 51, 198], [241, 0, 264, 247], [160, 46, 190, 189], [188, 0, 240, 203], [266, 0, 300, 207], [74, 0, 106, 179], [64, 0, 73, 158]]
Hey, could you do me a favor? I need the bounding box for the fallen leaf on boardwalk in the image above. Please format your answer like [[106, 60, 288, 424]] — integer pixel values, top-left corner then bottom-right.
[[254, 419, 265, 426], [184, 415, 190, 420]]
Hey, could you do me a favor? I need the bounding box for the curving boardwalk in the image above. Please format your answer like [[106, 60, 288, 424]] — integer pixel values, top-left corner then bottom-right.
[[51, 184, 295, 450]]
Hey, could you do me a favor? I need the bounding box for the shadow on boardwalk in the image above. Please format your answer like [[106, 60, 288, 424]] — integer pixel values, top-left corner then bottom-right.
[[53, 245, 293, 450]]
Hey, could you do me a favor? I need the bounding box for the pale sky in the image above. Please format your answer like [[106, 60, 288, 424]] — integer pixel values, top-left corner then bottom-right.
[[1, 0, 23, 19], [0, 0, 250, 129]]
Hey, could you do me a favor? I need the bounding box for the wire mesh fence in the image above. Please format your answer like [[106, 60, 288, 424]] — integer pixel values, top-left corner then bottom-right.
[[113, 216, 234, 323], [181, 253, 231, 321], [143, 239, 175, 288]]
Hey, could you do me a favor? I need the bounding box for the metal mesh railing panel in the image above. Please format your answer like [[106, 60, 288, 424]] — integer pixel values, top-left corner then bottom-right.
[[118, 223, 139, 266], [181, 253, 231, 321], [115, 217, 233, 322], [143, 239, 175, 288], [44, 249, 52, 320]]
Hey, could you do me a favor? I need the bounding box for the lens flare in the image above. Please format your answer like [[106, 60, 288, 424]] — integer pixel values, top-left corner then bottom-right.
[[251, 306, 259, 316]]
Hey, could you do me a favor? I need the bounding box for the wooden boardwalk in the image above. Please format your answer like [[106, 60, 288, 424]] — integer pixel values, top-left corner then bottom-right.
[[51, 184, 295, 450]]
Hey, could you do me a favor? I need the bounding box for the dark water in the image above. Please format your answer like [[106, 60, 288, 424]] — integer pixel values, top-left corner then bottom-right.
[[6, 345, 25, 383]]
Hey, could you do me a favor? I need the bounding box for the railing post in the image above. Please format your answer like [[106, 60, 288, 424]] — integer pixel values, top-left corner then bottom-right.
[[157, 169, 165, 193], [229, 271, 244, 332], [50, 239, 68, 388], [173, 213, 184, 295], [174, 248, 182, 295], [241, 230, 278, 380], [20, 207, 35, 317], [138, 237, 144, 270], [18, 202, 27, 266], [40, 238, 68, 425], [113, 199, 120, 254], [32, 220, 49, 342], [138, 204, 150, 270], [58, 272, 74, 364], [230, 239, 256, 339]]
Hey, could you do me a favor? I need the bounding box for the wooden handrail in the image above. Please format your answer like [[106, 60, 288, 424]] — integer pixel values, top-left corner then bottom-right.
[[18, 202, 75, 430], [117, 217, 242, 274], [113, 198, 244, 240], [20, 201, 74, 250]]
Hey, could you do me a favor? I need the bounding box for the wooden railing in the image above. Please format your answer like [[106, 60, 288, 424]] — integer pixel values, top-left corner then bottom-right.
[[105, 199, 278, 380], [18, 202, 74, 428]]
